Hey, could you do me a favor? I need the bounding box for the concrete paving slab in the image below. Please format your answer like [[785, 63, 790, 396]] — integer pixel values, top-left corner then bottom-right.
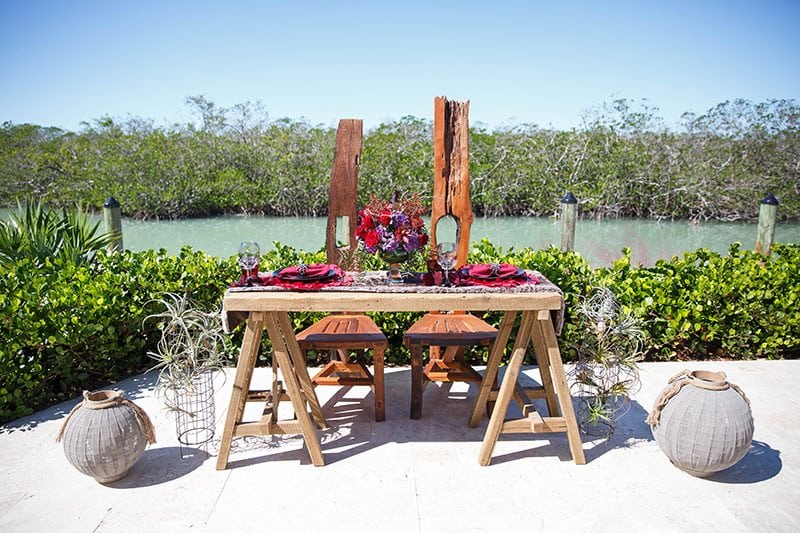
[[0, 360, 798, 532]]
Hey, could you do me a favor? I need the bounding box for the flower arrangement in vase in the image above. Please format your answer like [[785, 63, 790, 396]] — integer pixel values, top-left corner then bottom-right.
[[356, 193, 428, 281]]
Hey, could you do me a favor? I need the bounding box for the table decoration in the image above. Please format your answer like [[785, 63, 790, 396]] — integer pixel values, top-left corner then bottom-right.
[[56, 390, 155, 483], [356, 194, 428, 282], [456, 263, 540, 287], [267, 263, 352, 290]]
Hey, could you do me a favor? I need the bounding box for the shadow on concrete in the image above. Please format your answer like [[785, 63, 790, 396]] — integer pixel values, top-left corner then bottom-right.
[[703, 440, 782, 484], [105, 446, 210, 488], [0, 372, 158, 436], [220, 366, 655, 468], [0, 402, 74, 436], [581, 399, 654, 463]]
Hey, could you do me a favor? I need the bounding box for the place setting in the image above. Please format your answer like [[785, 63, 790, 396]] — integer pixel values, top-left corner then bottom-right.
[[230, 241, 352, 290], [456, 261, 540, 287], [418, 241, 540, 288], [268, 261, 352, 290]]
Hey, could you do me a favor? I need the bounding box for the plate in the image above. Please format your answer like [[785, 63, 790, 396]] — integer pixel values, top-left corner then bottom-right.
[[274, 268, 337, 282], [460, 266, 525, 280]]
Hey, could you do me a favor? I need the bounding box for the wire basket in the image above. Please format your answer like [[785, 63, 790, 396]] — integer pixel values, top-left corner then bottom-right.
[[174, 370, 216, 447]]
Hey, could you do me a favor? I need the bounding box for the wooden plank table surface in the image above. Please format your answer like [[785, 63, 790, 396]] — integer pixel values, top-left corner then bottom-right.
[[217, 283, 586, 468]]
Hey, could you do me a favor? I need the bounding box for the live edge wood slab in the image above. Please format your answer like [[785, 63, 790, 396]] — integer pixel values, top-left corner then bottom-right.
[[217, 288, 586, 468]]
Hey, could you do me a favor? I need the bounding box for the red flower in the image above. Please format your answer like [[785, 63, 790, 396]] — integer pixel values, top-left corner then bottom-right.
[[361, 214, 375, 230], [364, 230, 380, 248], [411, 215, 424, 229], [379, 208, 392, 226], [419, 233, 428, 246]]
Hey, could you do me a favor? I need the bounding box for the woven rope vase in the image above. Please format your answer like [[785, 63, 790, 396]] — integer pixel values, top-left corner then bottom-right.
[[57, 390, 156, 483], [647, 370, 753, 477]]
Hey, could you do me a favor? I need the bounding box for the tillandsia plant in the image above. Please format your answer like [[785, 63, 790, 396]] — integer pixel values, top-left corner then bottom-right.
[[568, 287, 644, 437], [144, 292, 230, 415], [355, 193, 429, 259]]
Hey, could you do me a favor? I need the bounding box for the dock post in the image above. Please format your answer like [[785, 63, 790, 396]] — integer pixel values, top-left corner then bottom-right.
[[560, 192, 578, 252], [103, 196, 123, 252], [755, 193, 778, 255]]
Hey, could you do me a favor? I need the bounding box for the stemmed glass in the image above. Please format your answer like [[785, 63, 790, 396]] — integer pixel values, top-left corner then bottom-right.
[[436, 242, 457, 287], [238, 241, 261, 282]]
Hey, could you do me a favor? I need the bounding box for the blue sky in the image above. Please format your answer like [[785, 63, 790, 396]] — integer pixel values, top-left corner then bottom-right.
[[1, 0, 798, 132]]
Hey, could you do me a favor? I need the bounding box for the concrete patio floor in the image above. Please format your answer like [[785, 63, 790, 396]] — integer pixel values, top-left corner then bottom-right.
[[1, 360, 798, 532]]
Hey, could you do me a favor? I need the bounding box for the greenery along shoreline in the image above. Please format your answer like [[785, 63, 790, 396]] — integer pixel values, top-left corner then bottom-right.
[[2, 97, 798, 221], [2, 219, 799, 422]]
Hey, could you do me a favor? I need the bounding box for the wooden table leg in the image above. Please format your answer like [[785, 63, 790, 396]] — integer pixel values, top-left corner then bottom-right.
[[373, 345, 386, 422], [469, 311, 517, 428], [478, 311, 534, 466], [534, 313, 586, 465], [216, 312, 264, 470], [409, 345, 424, 419], [264, 312, 326, 466], [531, 313, 559, 417], [276, 312, 327, 430]]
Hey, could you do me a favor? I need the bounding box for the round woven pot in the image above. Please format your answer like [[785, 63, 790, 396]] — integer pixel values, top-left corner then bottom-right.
[[647, 370, 753, 477], [57, 390, 156, 483]]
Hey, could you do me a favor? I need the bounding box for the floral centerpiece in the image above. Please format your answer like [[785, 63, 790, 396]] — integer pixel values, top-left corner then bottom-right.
[[356, 194, 428, 280]]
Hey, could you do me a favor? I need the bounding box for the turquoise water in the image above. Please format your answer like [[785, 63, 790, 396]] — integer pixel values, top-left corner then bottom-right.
[[117, 215, 800, 266], [2, 208, 797, 266]]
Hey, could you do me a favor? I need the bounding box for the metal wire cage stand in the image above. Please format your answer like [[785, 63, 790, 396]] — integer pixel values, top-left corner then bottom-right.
[[174, 370, 216, 458]]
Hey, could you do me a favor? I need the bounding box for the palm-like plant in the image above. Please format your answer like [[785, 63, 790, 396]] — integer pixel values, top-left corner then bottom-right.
[[0, 201, 118, 267]]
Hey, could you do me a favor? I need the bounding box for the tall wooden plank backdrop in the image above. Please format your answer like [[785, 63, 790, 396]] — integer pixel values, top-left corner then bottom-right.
[[431, 97, 473, 267], [326, 119, 363, 264]]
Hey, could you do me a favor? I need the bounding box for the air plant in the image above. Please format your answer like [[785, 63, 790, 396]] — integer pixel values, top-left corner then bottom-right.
[[568, 287, 644, 437], [144, 292, 230, 415]]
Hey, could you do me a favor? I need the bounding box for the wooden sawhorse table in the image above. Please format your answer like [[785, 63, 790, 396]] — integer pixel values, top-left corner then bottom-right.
[[467, 309, 586, 465], [216, 310, 328, 468], [218, 287, 585, 468]]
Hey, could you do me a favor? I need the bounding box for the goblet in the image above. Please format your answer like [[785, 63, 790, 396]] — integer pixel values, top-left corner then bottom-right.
[[237, 241, 261, 282], [436, 242, 457, 287]]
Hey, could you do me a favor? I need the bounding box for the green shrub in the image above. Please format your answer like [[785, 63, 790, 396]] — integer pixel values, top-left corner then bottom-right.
[[0, 247, 233, 422], [2, 239, 798, 423], [593, 243, 800, 360], [2, 97, 798, 221]]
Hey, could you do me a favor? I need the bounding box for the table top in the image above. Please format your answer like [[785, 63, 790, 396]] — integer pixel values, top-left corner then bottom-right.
[[223, 270, 564, 313], [223, 289, 563, 313]]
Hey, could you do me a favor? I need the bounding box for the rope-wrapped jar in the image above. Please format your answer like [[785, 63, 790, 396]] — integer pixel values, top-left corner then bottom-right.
[[647, 370, 753, 477], [56, 390, 156, 483]]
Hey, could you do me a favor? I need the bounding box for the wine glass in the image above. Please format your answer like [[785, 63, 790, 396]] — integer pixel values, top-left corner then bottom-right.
[[237, 241, 261, 282], [436, 242, 457, 287]]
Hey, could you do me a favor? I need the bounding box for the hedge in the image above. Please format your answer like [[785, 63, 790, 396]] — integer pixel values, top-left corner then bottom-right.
[[1, 240, 798, 422]]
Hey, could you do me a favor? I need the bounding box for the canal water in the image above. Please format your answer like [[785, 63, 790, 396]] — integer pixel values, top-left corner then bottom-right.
[[116, 215, 800, 266]]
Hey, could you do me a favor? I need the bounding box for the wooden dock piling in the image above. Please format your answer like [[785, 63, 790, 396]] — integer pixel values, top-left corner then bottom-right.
[[103, 196, 123, 252], [560, 192, 578, 252], [755, 193, 779, 255]]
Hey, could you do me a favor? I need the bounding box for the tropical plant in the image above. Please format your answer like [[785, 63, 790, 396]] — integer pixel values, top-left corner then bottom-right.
[[144, 292, 231, 415], [0, 201, 117, 267], [567, 287, 645, 437]]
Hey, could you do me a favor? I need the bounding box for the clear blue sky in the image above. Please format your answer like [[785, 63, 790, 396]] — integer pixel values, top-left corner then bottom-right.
[[1, 0, 798, 132]]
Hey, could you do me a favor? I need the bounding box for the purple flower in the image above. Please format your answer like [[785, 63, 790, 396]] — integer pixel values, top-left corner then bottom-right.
[[390, 211, 409, 228], [404, 233, 420, 251], [381, 234, 400, 252]]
